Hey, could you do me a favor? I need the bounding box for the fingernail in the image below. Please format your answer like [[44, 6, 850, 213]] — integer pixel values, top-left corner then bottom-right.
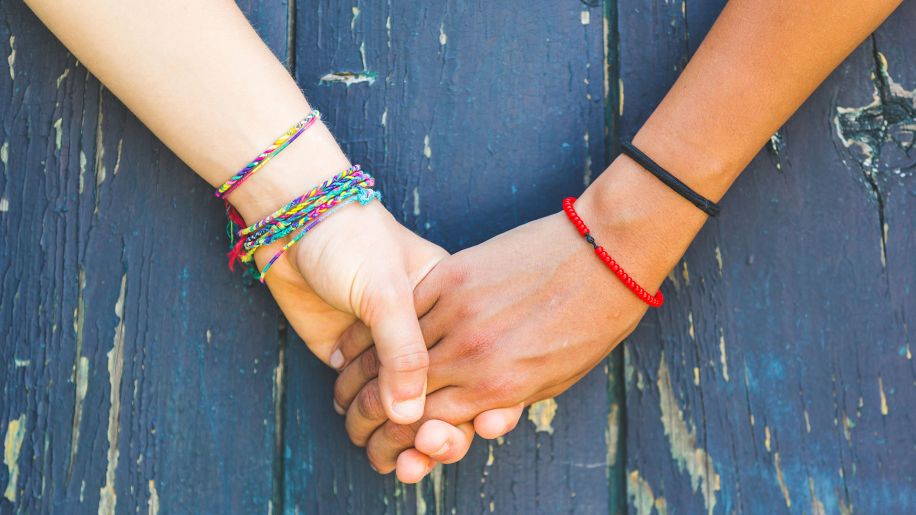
[[391, 398, 423, 420], [333, 400, 345, 415], [329, 350, 344, 369], [429, 442, 450, 458]]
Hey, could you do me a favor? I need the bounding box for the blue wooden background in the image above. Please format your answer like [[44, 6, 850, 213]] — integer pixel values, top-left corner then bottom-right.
[[0, 1, 913, 513]]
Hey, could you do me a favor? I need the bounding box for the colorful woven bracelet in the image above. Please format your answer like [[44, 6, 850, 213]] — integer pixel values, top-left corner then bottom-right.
[[563, 197, 664, 308], [228, 165, 380, 282], [215, 110, 321, 199]]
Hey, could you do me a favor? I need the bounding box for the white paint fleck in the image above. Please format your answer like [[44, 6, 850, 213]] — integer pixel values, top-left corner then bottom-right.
[[112, 139, 123, 176], [774, 452, 792, 508], [319, 71, 376, 86], [1, 141, 8, 168], [0, 198, 8, 213], [381, 108, 388, 127], [57, 68, 71, 88], [147, 480, 159, 515], [628, 470, 667, 515], [99, 274, 128, 515], [580, 11, 591, 25], [53, 118, 64, 152], [527, 398, 558, 434], [718, 329, 729, 381], [412, 187, 421, 216], [3, 414, 26, 502], [79, 151, 88, 194], [351, 7, 360, 31], [714, 246, 723, 274], [657, 354, 720, 515], [423, 135, 432, 159], [878, 376, 889, 415], [764, 425, 771, 452], [14, 359, 29, 367], [7, 35, 15, 81], [439, 23, 448, 46], [687, 312, 695, 340], [606, 403, 620, 467], [583, 131, 592, 186]]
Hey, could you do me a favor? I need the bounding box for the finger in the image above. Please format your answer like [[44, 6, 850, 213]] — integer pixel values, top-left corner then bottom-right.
[[344, 378, 388, 447], [369, 286, 430, 425], [473, 403, 525, 439], [395, 449, 434, 484], [330, 321, 372, 370], [335, 347, 379, 413], [366, 387, 484, 472], [413, 260, 448, 319], [414, 420, 475, 464]]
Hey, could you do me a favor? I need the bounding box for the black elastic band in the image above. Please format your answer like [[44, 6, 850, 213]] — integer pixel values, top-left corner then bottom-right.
[[620, 142, 720, 217]]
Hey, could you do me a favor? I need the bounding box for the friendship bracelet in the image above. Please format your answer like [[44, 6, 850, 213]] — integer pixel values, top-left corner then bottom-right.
[[562, 197, 664, 308], [215, 110, 321, 199], [620, 142, 720, 217], [228, 165, 380, 282]]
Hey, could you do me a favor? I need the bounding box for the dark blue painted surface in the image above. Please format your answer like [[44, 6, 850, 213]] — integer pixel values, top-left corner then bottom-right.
[[0, 1, 912, 514]]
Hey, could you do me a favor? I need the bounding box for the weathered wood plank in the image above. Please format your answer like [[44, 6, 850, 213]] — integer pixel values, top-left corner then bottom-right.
[[283, 1, 615, 513], [622, 1, 914, 514], [0, 2, 290, 513]]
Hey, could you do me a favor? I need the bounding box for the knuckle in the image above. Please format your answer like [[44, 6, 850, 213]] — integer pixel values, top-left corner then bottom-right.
[[476, 375, 522, 404], [385, 422, 418, 447], [453, 331, 496, 362], [359, 349, 380, 378], [385, 349, 430, 374], [356, 384, 385, 421]]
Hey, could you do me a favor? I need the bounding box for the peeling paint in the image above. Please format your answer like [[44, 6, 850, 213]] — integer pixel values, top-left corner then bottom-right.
[[527, 398, 558, 434], [764, 425, 771, 452], [773, 452, 792, 508], [680, 261, 690, 286], [113, 139, 123, 176], [7, 35, 15, 80], [878, 376, 889, 415], [439, 23, 448, 45], [718, 329, 729, 381], [804, 410, 811, 433], [56, 67, 70, 88], [628, 470, 667, 515], [0, 198, 8, 213], [1, 141, 8, 170], [13, 359, 28, 367], [583, 130, 592, 185], [768, 130, 786, 171], [412, 187, 421, 216], [606, 403, 620, 467], [99, 274, 128, 515], [319, 71, 377, 86], [580, 11, 590, 25], [54, 118, 64, 152], [657, 354, 720, 514], [350, 7, 360, 31], [714, 246, 723, 275], [687, 312, 695, 340], [618, 78, 624, 116], [79, 150, 87, 194], [148, 480, 160, 515], [423, 135, 432, 159], [381, 108, 388, 127], [3, 414, 26, 502], [808, 477, 826, 515]]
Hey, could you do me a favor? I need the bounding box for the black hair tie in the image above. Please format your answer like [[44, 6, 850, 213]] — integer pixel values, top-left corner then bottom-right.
[[620, 142, 720, 217]]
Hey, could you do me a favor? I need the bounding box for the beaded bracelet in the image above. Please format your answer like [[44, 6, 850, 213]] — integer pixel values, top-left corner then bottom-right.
[[562, 197, 664, 308]]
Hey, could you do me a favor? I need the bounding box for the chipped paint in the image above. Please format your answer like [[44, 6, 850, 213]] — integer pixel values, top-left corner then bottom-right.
[[764, 425, 771, 452], [3, 414, 26, 502], [99, 274, 128, 515], [486, 443, 495, 466], [412, 187, 421, 216], [527, 398, 558, 434], [804, 410, 811, 433], [687, 312, 695, 340], [580, 11, 590, 25], [350, 7, 360, 31], [657, 354, 720, 514], [68, 267, 87, 480], [13, 359, 28, 367], [773, 452, 792, 508], [381, 108, 388, 126], [606, 403, 620, 467], [148, 480, 160, 515], [79, 150, 88, 194], [583, 130, 592, 185], [628, 470, 667, 515], [878, 376, 889, 415], [423, 135, 432, 159], [319, 71, 377, 86], [618, 78, 624, 116], [808, 477, 826, 515], [113, 139, 123, 176], [714, 246, 723, 275], [768, 131, 786, 171], [1, 141, 8, 169], [54, 118, 64, 151], [718, 329, 729, 381], [439, 23, 448, 45], [7, 35, 14, 80], [0, 198, 8, 213], [56, 67, 70, 88], [692, 367, 700, 386], [680, 261, 690, 286]]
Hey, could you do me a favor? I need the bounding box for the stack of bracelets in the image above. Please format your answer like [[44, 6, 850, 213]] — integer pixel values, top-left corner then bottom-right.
[[215, 109, 380, 282], [563, 142, 720, 308]]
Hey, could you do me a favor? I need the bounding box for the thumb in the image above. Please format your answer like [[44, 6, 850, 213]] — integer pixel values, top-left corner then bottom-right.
[[366, 284, 429, 425]]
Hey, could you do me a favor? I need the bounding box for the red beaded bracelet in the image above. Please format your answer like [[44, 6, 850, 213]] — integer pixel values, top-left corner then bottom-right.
[[562, 197, 664, 308]]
